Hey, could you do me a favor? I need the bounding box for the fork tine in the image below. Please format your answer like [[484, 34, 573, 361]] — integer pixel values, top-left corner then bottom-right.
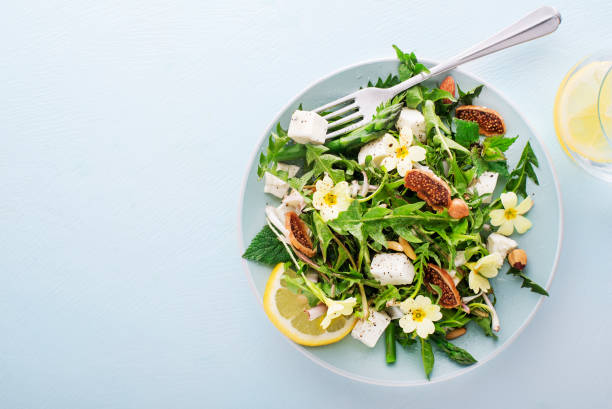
[[321, 103, 358, 120], [312, 94, 356, 114], [327, 112, 363, 129], [325, 120, 365, 139]]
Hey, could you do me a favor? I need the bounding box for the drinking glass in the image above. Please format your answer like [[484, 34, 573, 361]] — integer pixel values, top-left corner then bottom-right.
[[554, 53, 612, 182]]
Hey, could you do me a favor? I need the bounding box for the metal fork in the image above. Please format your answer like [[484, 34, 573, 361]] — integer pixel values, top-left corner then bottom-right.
[[316, 6, 562, 139]]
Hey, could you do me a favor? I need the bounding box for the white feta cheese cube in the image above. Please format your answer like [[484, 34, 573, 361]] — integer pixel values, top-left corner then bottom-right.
[[351, 310, 391, 348], [263, 163, 299, 199], [370, 253, 415, 285], [276, 163, 300, 178], [487, 233, 518, 259], [357, 135, 392, 165], [287, 110, 328, 145], [470, 171, 499, 203], [264, 172, 289, 198], [276, 189, 305, 217], [396, 108, 426, 142]]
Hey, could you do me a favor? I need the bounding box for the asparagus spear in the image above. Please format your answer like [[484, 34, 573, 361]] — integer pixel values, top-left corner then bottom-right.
[[385, 323, 397, 364], [276, 94, 405, 161]]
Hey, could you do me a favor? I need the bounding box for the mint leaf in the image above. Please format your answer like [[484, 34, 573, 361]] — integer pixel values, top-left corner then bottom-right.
[[506, 267, 549, 296], [242, 225, 291, 265], [482, 135, 519, 161], [431, 335, 477, 365], [393, 45, 429, 81], [420, 337, 435, 379], [484, 135, 518, 152], [454, 118, 480, 147], [486, 160, 509, 178], [405, 86, 424, 108], [505, 141, 539, 197], [367, 73, 400, 89]]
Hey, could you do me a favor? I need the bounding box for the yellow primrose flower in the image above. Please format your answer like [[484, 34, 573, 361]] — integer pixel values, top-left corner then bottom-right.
[[320, 297, 357, 329], [489, 192, 534, 236], [312, 174, 352, 221], [466, 253, 503, 293], [398, 295, 442, 338], [379, 129, 427, 177]]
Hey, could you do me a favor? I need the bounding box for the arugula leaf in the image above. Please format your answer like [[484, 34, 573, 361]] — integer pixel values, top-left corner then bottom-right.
[[288, 169, 315, 191], [505, 141, 539, 197], [305, 144, 345, 183], [242, 225, 291, 265], [454, 118, 480, 147], [257, 123, 291, 177], [282, 273, 319, 307], [420, 337, 435, 379], [423, 100, 451, 135], [449, 158, 475, 194], [430, 335, 477, 365], [506, 267, 549, 296], [394, 321, 417, 348], [457, 84, 484, 105], [312, 212, 334, 261], [474, 316, 498, 339], [373, 285, 401, 310], [392, 45, 430, 81], [367, 73, 400, 89]]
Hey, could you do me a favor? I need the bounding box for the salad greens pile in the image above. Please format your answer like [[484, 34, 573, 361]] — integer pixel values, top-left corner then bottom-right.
[[243, 45, 547, 379]]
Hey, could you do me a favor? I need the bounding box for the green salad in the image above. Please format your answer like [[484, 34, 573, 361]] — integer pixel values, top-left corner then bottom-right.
[[243, 46, 547, 379]]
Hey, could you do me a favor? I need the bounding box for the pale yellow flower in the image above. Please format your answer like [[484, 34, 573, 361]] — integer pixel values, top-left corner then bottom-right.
[[489, 192, 533, 236], [320, 297, 357, 329], [312, 174, 352, 221], [398, 295, 442, 338], [466, 253, 503, 293], [379, 129, 426, 177]]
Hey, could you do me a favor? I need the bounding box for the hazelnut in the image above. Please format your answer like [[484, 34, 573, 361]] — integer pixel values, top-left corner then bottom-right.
[[448, 198, 469, 219], [445, 327, 467, 340], [508, 249, 527, 270]]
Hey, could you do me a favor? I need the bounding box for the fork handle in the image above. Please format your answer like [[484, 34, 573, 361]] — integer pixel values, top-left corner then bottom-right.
[[389, 6, 562, 95]]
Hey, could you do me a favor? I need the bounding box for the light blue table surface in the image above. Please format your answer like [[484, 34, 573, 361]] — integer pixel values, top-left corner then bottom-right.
[[1, 1, 611, 408]]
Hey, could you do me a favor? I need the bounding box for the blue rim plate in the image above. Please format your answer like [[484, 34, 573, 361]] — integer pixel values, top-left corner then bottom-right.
[[238, 58, 563, 386]]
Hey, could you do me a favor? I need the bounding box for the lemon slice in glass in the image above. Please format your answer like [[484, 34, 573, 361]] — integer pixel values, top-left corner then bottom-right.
[[555, 61, 612, 163]]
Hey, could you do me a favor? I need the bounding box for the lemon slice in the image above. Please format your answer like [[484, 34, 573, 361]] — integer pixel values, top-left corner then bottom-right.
[[263, 263, 356, 346], [554, 61, 612, 163]]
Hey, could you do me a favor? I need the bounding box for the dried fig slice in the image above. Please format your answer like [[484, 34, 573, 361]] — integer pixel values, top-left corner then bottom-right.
[[455, 105, 506, 136], [285, 211, 315, 257], [403, 169, 451, 211], [424, 263, 461, 308]]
